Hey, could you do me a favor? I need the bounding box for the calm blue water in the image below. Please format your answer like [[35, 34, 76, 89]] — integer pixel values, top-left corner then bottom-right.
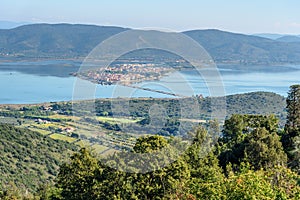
[[1, 61, 300, 104]]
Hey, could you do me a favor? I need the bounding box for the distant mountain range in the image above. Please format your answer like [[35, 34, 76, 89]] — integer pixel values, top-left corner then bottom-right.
[[184, 29, 300, 64], [275, 35, 300, 43], [252, 33, 286, 40], [1, 23, 300, 64], [253, 33, 300, 42], [0, 24, 128, 58], [0, 20, 31, 29]]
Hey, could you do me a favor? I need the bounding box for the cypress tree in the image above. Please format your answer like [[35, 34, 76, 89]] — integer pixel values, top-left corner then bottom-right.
[[285, 84, 300, 134], [283, 84, 300, 171]]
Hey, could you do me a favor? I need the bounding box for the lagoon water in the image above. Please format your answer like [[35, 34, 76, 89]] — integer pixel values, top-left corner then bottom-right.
[[1, 60, 300, 104]]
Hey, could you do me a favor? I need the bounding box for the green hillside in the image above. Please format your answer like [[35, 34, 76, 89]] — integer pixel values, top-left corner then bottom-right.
[[0, 124, 77, 192], [225, 91, 286, 117], [0, 23, 127, 58], [184, 29, 300, 64]]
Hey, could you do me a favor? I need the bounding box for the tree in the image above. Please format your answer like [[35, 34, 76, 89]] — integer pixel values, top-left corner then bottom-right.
[[55, 148, 101, 200], [105, 136, 191, 199], [0, 182, 33, 200], [184, 125, 225, 199], [289, 136, 300, 173], [243, 128, 287, 170], [219, 114, 283, 170], [133, 135, 168, 153], [185, 125, 223, 180], [264, 165, 300, 199], [221, 114, 279, 148], [224, 166, 280, 199], [286, 84, 300, 133], [283, 84, 300, 171], [55, 136, 191, 200]]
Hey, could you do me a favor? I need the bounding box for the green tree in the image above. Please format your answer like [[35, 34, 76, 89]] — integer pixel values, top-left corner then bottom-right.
[[105, 136, 191, 199], [184, 125, 225, 199], [221, 114, 247, 146], [286, 84, 300, 133], [221, 114, 279, 148], [185, 125, 223, 180], [224, 166, 279, 199], [264, 165, 300, 199], [289, 136, 300, 173], [283, 85, 300, 172], [243, 127, 287, 170], [55, 136, 191, 200], [133, 135, 169, 153], [55, 148, 101, 200], [0, 182, 33, 200], [219, 114, 285, 171]]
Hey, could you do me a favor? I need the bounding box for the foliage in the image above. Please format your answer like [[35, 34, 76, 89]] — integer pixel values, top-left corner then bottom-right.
[[1, 88, 300, 199], [284, 84, 300, 172], [55, 148, 100, 200], [0, 124, 76, 194], [285, 84, 300, 133], [219, 114, 287, 171], [54, 136, 191, 200], [243, 128, 287, 170]]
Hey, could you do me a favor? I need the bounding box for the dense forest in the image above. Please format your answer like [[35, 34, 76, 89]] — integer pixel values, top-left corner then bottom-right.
[[0, 124, 77, 196], [0, 87, 299, 199]]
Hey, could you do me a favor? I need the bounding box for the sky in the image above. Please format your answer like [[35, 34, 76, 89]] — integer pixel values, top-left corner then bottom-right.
[[1, 0, 300, 34]]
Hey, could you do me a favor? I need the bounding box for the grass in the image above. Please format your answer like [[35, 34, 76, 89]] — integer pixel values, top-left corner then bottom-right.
[[97, 116, 139, 124], [0, 117, 18, 124], [91, 144, 109, 153], [31, 123, 66, 131], [100, 148, 117, 156], [75, 140, 90, 147], [66, 121, 106, 138], [28, 128, 51, 135], [49, 133, 77, 143], [0, 110, 139, 152], [47, 114, 81, 121], [32, 123, 54, 128]]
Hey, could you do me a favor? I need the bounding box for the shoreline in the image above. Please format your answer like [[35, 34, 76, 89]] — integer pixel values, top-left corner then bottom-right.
[[2, 56, 300, 66], [0, 91, 285, 108]]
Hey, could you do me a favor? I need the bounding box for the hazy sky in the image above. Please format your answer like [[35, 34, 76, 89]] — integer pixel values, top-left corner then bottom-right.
[[1, 0, 300, 34]]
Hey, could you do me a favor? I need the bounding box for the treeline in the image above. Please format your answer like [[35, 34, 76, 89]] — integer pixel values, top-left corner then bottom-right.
[[73, 91, 285, 136], [84, 92, 286, 121]]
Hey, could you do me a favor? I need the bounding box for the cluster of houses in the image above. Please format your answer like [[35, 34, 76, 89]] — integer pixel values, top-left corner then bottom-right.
[[34, 118, 75, 133], [75, 63, 172, 85]]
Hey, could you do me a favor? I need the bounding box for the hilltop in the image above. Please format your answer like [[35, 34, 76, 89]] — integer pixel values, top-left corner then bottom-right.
[[184, 29, 300, 64], [0, 23, 127, 58]]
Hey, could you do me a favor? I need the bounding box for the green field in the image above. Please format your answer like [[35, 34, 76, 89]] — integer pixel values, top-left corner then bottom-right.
[[0, 99, 213, 156], [97, 116, 139, 124], [49, 133, 77, 143], [28, 127, 52, 135]]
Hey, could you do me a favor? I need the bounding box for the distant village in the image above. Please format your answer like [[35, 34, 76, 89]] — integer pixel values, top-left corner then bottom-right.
[[72, 63, 174, 85]]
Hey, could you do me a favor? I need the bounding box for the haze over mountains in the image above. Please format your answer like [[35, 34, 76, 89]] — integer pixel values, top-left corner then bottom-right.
[[275, 35, 300, 43], [0, 20, 30, 29], [1, 23, 300, 64], [253, 33, 300, 41]]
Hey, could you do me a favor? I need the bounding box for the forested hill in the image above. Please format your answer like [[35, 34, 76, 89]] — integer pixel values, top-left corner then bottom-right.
[[224, 91, 286, 117], [0, 124, 77, 192], [1, 23, 300, 64], [0, 24, 127, 58], [184, 29, 300, 64]]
